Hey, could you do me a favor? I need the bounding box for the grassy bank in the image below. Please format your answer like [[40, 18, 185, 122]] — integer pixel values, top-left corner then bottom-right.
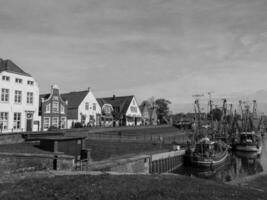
[[0, 174, 265, 200], [86, 140, 173, 161]]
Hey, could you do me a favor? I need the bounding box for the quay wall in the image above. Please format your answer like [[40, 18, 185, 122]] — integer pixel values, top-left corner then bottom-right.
[[0, 152, 75, 175], [0, 133, 24, 145], [85, 150, 185, 174]]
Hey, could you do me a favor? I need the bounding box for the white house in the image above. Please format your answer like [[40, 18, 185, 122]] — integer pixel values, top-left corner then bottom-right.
[[0, 59, 40, 133], [97, 95, 142, 126], [61, 88, 101, 128]]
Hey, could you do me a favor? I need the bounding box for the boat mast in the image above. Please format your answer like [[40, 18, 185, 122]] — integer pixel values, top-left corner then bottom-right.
[[208, 92, 214, 133], [193, 94, 204, 141], [239, 100, 244, 132]]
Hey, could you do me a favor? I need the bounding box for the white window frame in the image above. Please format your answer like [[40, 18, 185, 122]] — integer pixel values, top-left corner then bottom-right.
[[61, 117, 66, 129], [2, 76, 10, 81], [52, 117, 58, 128], [27, 92, 33, 104], [43, 117, 50, 130], [0, 112, 8, 130], [130, 106, 137, 113], [15, 78, 22, 84], [27, 80, 34, 85], [1, 88, 9, 102], [60, 104, 65, 114], [52, 101, 59, 113], [93, 103, 96, 111], [14, 90, 22, 104], [85, 102, 89, 110], [13, 112, 21, 130], [45, 104, 51, 113]]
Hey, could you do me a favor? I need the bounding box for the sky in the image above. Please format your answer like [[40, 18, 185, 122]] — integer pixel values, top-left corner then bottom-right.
[[0, 0, 267, 113]]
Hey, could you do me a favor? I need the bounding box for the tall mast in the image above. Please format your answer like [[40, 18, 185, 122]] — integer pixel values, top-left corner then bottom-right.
[[252, 100, 257, 119]]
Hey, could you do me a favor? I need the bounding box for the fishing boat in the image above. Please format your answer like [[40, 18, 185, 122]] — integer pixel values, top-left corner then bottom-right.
[[184, 96, 229, 168], [232, 132, 262, 154], [231, 100, 262, 154], [184, 137, 229, 168]]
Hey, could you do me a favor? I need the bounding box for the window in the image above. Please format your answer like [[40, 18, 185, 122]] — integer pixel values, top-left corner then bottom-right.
[[14, 90, 22, 103], [27, 80, 34, 85], [2, 76, 10, 81], [61, 117, 66, 129], [60, 104, 65, 114], [27, 92, 33, 104], [45, 104, 51, 113], [93, 103, 96, 111], [43, 117, 50, 130], [15, 78, 22, 84], [52, 117, 58, 128], [0, 112, 8, 130], [130, 106, 137, 113], [1, 88, 9, 102], [13, 112, 21, 129], [85, 102, 89, 110], [52, 101, 59, 113]]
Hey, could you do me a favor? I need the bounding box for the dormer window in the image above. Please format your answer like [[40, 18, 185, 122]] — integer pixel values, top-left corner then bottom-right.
[[15, 78, 22, 84], [27, 80, 34, 85], [2, 76, 10, 81]]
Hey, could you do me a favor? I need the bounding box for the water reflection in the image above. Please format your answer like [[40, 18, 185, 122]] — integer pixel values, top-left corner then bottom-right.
[[175, 136, 267, 183]]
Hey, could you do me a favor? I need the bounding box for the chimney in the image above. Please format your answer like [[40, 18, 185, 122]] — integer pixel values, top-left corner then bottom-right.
[[88, 87, 91, 92], [113, 94, 116, 100]]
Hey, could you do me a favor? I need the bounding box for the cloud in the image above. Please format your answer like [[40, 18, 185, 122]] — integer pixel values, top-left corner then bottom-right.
[[0, 0, 267, 112]]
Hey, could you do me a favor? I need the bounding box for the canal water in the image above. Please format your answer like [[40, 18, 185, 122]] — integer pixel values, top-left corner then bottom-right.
[[174, 136, 267, 183]]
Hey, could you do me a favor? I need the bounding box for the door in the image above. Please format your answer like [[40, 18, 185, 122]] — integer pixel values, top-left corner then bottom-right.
[[26, 113, 33, 132], [26, 119, 32, 131]]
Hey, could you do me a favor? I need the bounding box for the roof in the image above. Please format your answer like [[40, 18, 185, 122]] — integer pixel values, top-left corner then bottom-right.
[[0, 58, 31, 77], [97, 95, 134, 119], [61, 90, 89, 109]]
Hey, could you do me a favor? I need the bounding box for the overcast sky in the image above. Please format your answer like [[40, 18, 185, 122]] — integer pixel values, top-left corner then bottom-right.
[[0, 0, 267, 112]]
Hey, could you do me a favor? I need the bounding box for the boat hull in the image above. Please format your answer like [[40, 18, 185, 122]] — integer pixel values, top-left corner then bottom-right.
[[234, 145, 262, 154], [184, 150, 228, 168]]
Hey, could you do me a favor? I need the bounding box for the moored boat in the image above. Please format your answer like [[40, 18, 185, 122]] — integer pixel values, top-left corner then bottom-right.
[[232, 132, 262, 154], [184, 137, 229, 168]]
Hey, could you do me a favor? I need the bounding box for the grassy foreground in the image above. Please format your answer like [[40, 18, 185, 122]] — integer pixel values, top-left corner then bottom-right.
[[0, 174, 265, 200]]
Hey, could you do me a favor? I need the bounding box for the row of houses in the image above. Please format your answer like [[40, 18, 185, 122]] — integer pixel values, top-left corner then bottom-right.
[[0, 59, 158, 133]]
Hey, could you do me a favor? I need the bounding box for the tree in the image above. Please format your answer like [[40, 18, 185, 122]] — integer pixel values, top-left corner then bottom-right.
[[155, 98, 171, 124]]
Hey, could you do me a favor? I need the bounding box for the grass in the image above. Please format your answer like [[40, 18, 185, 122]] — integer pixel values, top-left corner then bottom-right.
[[0, 174, 265, 200], [98, 126, 184, 136], [86, 140, 173, 161]]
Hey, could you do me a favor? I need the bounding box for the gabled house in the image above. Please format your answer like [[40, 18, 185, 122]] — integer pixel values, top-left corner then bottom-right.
[[139, 102, 158, 125], [96, 99, 114, 127], [39, 85, 68, 131], [61, 88, 101, 128], [97, 95, 142, 126], [0, 58, 40, 133]]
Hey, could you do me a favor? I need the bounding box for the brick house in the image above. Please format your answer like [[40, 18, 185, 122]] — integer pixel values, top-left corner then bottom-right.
[[39, 85, 68, 131]]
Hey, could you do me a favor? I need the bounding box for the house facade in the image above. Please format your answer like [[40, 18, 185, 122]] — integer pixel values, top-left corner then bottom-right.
[[97, 95, 142, 126], [140, 102, 158, 125], [39, 85, 68, 131], [0, 59, 40, 133], [61, 88, 101, 128], [96, 99, 114, 127]]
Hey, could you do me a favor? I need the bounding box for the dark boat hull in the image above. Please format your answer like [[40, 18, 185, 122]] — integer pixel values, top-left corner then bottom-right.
[[184, 150, 228, 168]]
